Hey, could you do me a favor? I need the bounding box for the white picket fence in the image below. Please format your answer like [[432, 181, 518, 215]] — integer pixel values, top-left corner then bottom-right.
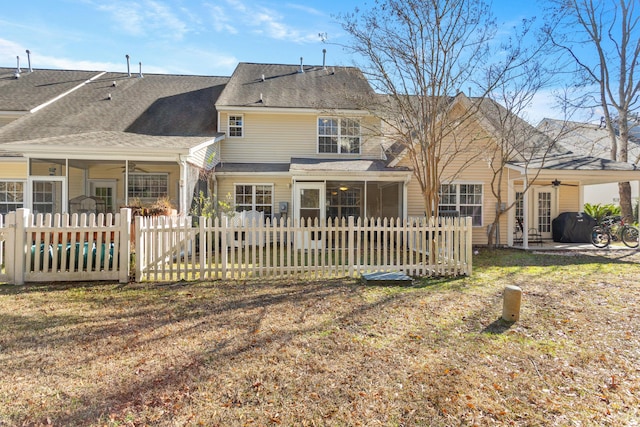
[[0, 210, 472, 284], [1, 208, 131, 285], [135, 215, 473, 281]]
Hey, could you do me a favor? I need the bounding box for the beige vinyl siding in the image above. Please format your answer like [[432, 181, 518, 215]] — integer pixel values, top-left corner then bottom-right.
[[558, 184, 580, 213], [0, 161, 27, 179], [219, 112, 382, 163], [401, 126, 507, 246], [68, 167, 85, 200]]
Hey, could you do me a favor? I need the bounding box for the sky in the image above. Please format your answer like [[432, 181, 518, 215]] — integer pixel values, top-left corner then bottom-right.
[[0, 0, 568, 123]]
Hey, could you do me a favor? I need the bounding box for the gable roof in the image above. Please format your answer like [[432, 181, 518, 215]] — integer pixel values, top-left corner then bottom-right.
[[0, 71, 229, 147], [215, 62, 375, 110], [538, 118, 640, 165]]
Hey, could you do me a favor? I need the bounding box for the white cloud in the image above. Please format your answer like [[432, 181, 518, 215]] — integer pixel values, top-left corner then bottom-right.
[[204, 3, 238, 34], [220, 0, 321, 43], [94, 0, 189, 40], [285, 4, 325, 17]]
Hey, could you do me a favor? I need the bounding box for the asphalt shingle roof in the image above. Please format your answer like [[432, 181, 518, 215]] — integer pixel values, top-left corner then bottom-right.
[[0, 67, 101, 112], [215, 62, 375, 110], [0, 70, 230, 147]]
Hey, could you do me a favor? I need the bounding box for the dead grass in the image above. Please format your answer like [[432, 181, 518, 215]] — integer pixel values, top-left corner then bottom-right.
[[0, 248, 639, 426]]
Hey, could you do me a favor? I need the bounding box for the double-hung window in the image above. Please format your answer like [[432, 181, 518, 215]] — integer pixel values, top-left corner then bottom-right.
[[0, 181, 25, 214], [318, 117, 360, 154], [439, 183, 483, 226], [228, 115, 243, 137], [128, 173, 168, 202], [235, 184, 273, 217]]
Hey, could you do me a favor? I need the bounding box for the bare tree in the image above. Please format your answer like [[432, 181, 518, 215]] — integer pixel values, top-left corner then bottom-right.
[[338, 0, 550, 218], [546, 0, 640, 220], [481, 73, 568, 247]]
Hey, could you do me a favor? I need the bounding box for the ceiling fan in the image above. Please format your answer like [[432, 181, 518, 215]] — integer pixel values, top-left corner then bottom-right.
[[108, 162, 149, 173], [550, 179, 579, 187]]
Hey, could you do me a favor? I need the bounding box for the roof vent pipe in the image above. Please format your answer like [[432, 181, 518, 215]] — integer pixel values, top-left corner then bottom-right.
[[14, 56, 20, 78], [126, 54, 131, 77], [299, 57, 304, 73], [322, 49, 326, 70], [138, 62, 143, 78], [26, 50, 32, 72]]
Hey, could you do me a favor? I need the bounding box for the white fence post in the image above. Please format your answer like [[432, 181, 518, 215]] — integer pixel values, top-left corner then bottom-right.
[[135, 215, 143, 282], [11, 208, 29, 285], [119, 208, 132, 284], [3, 212, 16, 284], [348, 216, 355, 277]]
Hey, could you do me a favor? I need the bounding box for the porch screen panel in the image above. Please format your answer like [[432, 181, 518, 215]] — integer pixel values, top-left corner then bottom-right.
[[327, 186, 361, 219], [32, 180, 62, 215]]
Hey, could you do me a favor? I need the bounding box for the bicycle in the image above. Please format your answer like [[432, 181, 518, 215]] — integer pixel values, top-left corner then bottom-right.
[[590, 215, 639, 248]]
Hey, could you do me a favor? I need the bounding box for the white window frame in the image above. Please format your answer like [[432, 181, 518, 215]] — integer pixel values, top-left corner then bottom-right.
[[317, 117, 361, 154], [127, 173, 169, 202], [234, 184, 274, 217], [228, 114, 244, 138], [0, 180, 26, 214], [439, 182, 483, 226]]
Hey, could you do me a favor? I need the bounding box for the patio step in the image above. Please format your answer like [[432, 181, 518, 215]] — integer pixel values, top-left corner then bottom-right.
[[361, 271, 413, 286]]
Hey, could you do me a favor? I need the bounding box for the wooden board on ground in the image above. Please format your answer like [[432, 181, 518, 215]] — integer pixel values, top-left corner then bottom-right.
[[361, 271, 412, 286]]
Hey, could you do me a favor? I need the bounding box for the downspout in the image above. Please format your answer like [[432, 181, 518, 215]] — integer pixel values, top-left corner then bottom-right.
[[179, 156, 188, 215], [403, 175, 411, 220], [124, 160, 129, 207]]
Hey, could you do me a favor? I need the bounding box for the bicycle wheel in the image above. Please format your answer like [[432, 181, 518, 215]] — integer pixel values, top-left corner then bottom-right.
[[621, 225, 639, 248], [591, 226, 610, 248]]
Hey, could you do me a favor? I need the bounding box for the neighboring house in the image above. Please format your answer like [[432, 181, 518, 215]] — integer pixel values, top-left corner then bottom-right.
[[539, 118, 640, 207], [0, 65, 229, 216], [1, 60, 639, 247]]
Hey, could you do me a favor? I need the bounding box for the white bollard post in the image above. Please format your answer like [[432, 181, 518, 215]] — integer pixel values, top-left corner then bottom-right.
[[502, 285, 522, 322]]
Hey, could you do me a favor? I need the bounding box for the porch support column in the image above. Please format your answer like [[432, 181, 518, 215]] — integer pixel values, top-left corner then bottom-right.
[[124, 160, 129, 207], [507, 176, 515, 246], [179, 156, 188, 215], [522, 179, 530, 249], [364, 180, 368, 219]]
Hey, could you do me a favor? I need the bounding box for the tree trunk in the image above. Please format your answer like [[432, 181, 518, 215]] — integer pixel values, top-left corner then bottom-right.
[[619, 181, 633, 221]]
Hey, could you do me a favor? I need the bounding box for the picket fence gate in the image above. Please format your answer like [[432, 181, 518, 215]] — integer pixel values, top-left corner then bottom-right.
[[1, 208, 131, 285], [135, 215, 473, 281]]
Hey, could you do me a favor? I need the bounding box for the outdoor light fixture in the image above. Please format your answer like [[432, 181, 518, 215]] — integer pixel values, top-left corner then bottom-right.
[[551, 179, 561, 187]]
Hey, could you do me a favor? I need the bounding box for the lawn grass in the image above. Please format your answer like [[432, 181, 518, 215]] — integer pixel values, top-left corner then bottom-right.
[[0, 248, 638, 426]]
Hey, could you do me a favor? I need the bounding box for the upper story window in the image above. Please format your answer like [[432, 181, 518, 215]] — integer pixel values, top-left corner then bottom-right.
[[229, 115, 243, 137], [439, 183, 483, 226], [318, 117, 360, 154]]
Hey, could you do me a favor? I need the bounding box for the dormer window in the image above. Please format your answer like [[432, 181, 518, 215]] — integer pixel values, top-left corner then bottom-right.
[[229, 115, 243, 137], [318, 117, 360, 154]]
